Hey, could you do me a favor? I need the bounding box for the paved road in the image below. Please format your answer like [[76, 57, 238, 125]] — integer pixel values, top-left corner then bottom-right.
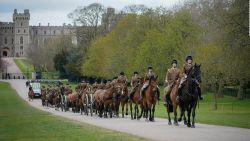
[[1, 58, 250, 141]]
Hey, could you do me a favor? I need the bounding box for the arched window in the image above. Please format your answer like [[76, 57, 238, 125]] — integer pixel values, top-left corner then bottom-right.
[[20, 36, 23, 44]]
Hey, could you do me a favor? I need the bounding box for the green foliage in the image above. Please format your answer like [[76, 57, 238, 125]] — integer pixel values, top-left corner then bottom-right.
[[54, 49, 69, 78], [82, 9, 201, 82]]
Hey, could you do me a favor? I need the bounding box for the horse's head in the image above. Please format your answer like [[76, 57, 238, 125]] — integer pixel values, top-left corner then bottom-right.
[[149, 75, 158, 93], [189, 63, 201, 83]]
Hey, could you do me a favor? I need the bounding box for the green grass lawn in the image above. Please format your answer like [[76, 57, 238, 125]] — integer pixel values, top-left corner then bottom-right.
[[0, 82, 148, 141], [14, 58, 34, 78]]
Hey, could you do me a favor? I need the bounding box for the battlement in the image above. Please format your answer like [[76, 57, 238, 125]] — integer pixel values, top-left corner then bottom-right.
[[13, 9, 30, 21], [0, 22, 14, 26]]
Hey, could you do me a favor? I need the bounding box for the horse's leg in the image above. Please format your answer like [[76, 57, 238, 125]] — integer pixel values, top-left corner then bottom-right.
[[138, 105, 143, 119], [130, 101, 133, 120], [125, 100, 128, 115], [182, 108, 187, 125], [187, 106, 191, 127], [152, 104, 155, 122], [173, 104, 178, 126], [121, 101, 125, 118], [134, 104, 137, 119], [178, 106, 184, 122], [109, 103, 113, 118], [191, 103, 197, 128], [167, 106, 172, 125], [104, 104, 108, 118], [149, 106, 152, 121]]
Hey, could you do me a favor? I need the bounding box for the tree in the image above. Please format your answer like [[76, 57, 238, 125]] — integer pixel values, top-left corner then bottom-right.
[[68, 3, 105, 48]]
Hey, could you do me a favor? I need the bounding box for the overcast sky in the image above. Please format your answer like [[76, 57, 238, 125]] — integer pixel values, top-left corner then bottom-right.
[[0, 0, 182, 26]]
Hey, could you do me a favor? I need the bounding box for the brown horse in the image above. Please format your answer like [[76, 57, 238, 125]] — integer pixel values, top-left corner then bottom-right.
[[28, 86, 34, 101], [164, 80, 184, 125], [41, 89, 47, 106], [129, 82, 143, 120], [140, 76, 158, 121], [93, 83, 117, 118], [117, 84, 129, 118]]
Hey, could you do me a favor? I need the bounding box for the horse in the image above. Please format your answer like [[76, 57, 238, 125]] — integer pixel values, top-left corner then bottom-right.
[[116, 83, 129, 118], [140, 76, 159, 122], [129, 78, 143, 120], [41, 89, 47, 106], [178, 64, 201, 128], [164, 80, 183, 126], [28, 86, 34, 101]]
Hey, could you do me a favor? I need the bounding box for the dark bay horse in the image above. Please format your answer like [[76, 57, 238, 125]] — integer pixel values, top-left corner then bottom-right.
[[178, 64, 201, 128], [140, 76, 159, 122]]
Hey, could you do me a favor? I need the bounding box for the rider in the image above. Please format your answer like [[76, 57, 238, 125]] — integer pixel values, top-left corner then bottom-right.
[[129, 71, 141, 99], [105, 80, 112, 89], [117, 72, 128, 86], [140, 66, 160, 101], [177, 56, 203, 102], [163, 60, 180, 106]]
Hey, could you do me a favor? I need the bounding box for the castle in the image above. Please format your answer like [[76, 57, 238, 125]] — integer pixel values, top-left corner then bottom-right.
[[0, 8, 121, 57], [0, 9, 76, 57]]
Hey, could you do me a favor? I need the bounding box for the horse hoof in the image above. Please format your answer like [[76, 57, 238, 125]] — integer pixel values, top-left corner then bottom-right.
[[178, 118, 182, 122], [184, 120, 187, 125], [168, 122, 172, 125], [191, 125, 195, 128], [187, 124, 191, 127], [174, 122, 179, 126]]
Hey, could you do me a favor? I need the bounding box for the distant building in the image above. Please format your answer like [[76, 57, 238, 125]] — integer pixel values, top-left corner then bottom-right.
[[0, 9, 76, 57], [0, 8, 122, 57]]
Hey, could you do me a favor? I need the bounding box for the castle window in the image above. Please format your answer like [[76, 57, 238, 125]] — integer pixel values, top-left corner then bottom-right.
[[20, 46, 23, 50], [24, 29, 26, 33], [12, 38, 14, 44], [54, 30, 56, 34], [20, 36, 23, 44], [36, 30, 38, 35], [5, 30, 7, 33], [4, 37, 7, 44], [44, 30, 46, 34], [21, 22, 23, 26], [18, 29, 20, 33]]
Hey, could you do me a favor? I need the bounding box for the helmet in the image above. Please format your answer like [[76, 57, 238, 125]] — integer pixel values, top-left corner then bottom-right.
[[147, 66, 153, 70], [186, 56, 193, 62], [171, 59, 177, 64]]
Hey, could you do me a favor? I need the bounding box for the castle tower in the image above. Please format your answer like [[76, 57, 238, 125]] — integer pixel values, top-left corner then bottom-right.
[[13, 9, 30, 57]]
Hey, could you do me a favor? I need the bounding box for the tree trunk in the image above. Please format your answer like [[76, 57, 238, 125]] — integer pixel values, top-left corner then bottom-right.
[[217, 79, 224, 98], [237, 79, 246, 100], [213, 92, 217, 110], [213, 84, 218, 110]]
